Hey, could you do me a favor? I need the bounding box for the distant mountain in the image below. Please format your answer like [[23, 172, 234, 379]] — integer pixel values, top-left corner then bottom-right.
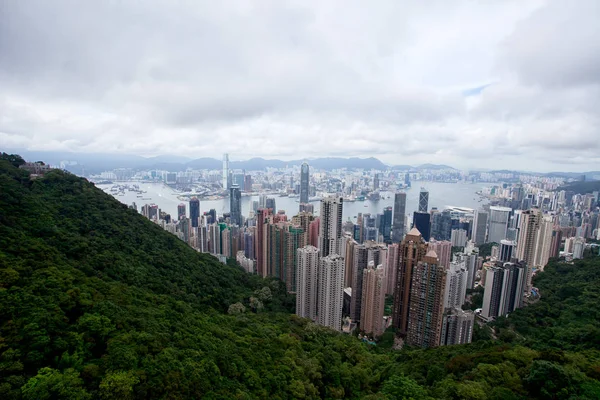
[[557, 180, 600, 194], [300, 157, 387, 170], [390, 164, 413, 170], [417, 163, 457, 170]]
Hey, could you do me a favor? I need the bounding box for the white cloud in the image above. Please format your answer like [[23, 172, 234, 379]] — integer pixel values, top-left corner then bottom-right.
[[0, 0, 598, 171]]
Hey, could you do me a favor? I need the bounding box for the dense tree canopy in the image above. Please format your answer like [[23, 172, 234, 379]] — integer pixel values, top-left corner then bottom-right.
[[1, 154, 599, 399]]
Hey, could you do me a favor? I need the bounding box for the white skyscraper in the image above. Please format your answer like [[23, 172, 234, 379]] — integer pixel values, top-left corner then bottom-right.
[[481, 261, 526, 321], [296, 246, 320, 321], [318, 254, 345, 331], [488, 206, 512, 244], [444, 259, 468, 309], [573, 237, 585, 259], [472, 210, 488, 244], [222, 153, 229, 189], [319, 196, 343, 257]]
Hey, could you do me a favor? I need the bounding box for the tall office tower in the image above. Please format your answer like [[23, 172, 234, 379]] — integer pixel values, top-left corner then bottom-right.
[[573, 237, 585, 259], [472, 210, 488, 244], [259, 194, 267, 209], [406, 250, 445, 348], [318, 254, 345, 331], [392, 192, 407, 242], [363, 214, 378, 242], [431, 210, 452, 241], [300, 162, 310, 205], [550, 228, 562, 258], [392, 228, 428, 334], [373, 173, 380, 191], [381, 206, 393, 243], [440, 309, 474, 346], [208, 223, 221, 256], [189, 198, 200, 228], [343, 237, 357, 288], [255, 209, 271, 277], [384, 243, 400, 295], [488, 206, 512, 244], [221, 228, 231, 258], [265, 197, 276, 212], [319, 196, 344, 257], [309, 218, 320, 247], [229, 185, 242, 226], [450, 229, 468, 247], [499, 240, 517, 262], [412, 212, 431, 242], [443, 258, 468, 309], [418, 188, 429, 213], [296, 246, 320, 321], [481, 261, 526, 321], [222, 153, 230, 189], [356, 213, 364, 243], [177, 203, 186, 221], [404, 172, 411, 187], [244, 175, 253, 192], [360, 263, 385, 337], [428, 239, 452, 269]]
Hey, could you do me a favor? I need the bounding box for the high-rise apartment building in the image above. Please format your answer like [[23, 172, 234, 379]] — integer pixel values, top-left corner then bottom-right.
[[229, 185, 242, 226], [440, 309, 474, 346], [488, 206, 512, 244], [318, 254, 345, 331], [360, 263, 385, 337], [443, 259, 468, 309], [481, 261, 526, 321], [296, 246, 320, 321], [384, 243, 399, 295], [300, 162, 310, 205], [319, 196, 343, 257], [392, 228, 428, 334], [499, 239, 517, 262], [450, 229, 468, 247], [381, 206, 393, 243], [406, 250, 446, 348], [472, 210, 488, 244], [189, 197, 200, 228], [550, 228, 562, 258], [392, 192, 407, 242], [419, 188, 429, 213], [428, 239, 452, 269]]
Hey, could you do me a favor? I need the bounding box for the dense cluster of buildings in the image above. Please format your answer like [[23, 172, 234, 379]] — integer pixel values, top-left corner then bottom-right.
[[133, 159, 599, 348]]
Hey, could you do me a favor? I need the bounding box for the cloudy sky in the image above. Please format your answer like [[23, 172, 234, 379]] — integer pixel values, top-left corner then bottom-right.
[[1, 0, 599, 171]]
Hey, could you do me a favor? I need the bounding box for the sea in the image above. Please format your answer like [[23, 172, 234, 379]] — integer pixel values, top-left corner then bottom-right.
[[97, 181, 489, 221]]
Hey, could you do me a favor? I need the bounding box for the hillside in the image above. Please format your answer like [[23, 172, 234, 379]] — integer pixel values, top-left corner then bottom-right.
[[1, 153, 600, 399]]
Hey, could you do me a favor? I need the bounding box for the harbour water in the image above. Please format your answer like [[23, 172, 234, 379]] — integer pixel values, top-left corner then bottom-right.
[[98, 181, 489, 221]]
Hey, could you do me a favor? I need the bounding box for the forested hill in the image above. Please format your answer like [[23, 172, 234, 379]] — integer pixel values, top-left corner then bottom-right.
[[1, 153, 600, 399]]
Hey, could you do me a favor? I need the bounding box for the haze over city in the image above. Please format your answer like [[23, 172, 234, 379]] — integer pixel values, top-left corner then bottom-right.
[[2, 0, 600, 171]]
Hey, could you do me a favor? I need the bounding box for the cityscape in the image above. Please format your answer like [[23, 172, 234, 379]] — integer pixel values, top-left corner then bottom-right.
[[2, 0, 600, 397], [90, 154, 600, 347]]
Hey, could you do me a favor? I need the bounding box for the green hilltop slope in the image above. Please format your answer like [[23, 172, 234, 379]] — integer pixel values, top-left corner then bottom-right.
[[1, 153, 599, 399]]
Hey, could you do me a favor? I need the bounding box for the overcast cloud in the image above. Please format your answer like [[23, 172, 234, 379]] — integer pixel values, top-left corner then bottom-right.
[[1, 0, 599, 171]]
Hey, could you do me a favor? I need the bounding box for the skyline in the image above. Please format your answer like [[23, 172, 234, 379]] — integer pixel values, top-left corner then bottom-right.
[[1, 1, 600, 171]]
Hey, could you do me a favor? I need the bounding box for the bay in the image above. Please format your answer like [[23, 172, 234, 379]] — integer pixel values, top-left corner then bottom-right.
[[98, 181, 489, 222]]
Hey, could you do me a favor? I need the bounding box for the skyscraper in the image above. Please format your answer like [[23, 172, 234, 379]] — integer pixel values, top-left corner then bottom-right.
[[189, 197, 200, 228], [381, 206, 393, 243], [550, 228, 562, 259], [319, 196, 343, 257], [392, 227, 428, 334], [392, 192, 406, 242], [266, 197, 276, 212], [472, 210, 488, 244], [499, 239, 517, 262], [360, 263, 385, 337], [488, 206, 512, 244], [229, 185, 242, 226], [481, 261, 526, 321], [296, 246, 320, 321], [300, 162, 310, 205], [406, 250, 446, 348], [177, 203, 186, 221], [440, 309, 474, 346], [318, 254, 345, 331], [350, 242, 388, 324], [412, 212, 431, 242], [443, 259, 468, 309], [222, 153, 230, 190], [428, 239, 452, 269], [373, 173, 379, 191], [419, 188, 429, 213]]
